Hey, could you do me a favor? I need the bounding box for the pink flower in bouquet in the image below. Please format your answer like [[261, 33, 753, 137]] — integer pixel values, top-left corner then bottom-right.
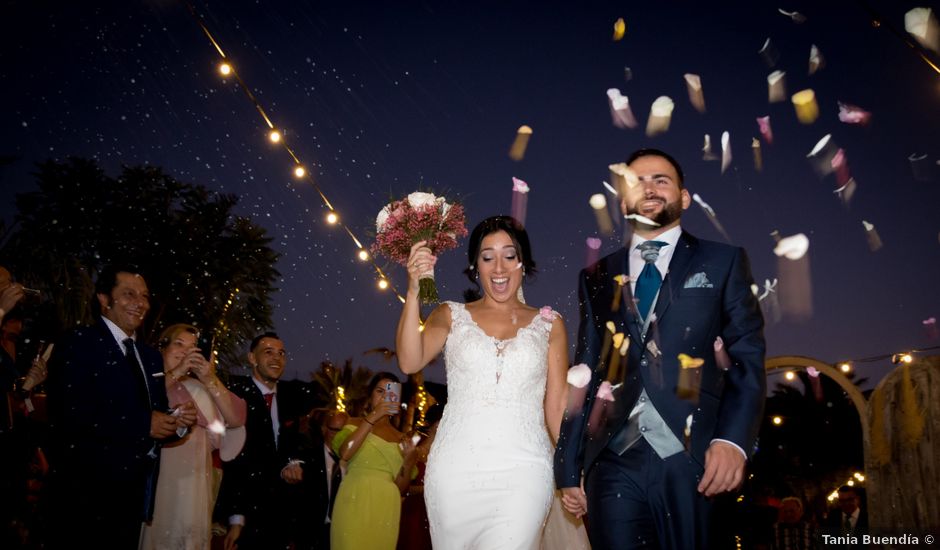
[[372, 191, 468, 303], [539, 306, 555, 322]]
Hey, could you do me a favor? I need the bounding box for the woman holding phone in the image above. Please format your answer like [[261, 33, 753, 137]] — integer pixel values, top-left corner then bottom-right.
[[330, 371, 418, 550]]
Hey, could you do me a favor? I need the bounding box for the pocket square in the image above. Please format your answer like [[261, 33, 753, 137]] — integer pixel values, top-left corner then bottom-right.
[[683, 271, 714, 288]]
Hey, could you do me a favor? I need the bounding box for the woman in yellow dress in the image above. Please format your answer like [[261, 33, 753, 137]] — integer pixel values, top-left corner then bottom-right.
[[331, 372, 418, 550]]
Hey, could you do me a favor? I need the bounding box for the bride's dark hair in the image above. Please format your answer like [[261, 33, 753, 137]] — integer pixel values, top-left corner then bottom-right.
[[462, 215, 537, 302]]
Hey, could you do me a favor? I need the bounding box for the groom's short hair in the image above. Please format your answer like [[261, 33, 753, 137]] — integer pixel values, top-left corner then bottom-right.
[[627, 148, 685, 188]]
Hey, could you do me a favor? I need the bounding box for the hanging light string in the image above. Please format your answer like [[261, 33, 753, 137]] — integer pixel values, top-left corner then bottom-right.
[[183, 1, 405, 303], [856, 0, 940, 77]]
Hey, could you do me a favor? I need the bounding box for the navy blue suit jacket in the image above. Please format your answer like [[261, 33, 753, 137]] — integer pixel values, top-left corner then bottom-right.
[[554, 231, 766, 488], [46, 317, 168, 524]]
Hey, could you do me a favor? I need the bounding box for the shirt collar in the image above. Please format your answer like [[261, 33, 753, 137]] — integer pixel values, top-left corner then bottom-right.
[[630, 225, 683, 254], [251, 374, 276, 395], [101, 315, 135, 348]]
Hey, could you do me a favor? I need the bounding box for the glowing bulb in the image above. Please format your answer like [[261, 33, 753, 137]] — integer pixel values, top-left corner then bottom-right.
[[847, 480, 855, 487], [784, 371, 795, 381], [269, 130, 282, 143], [293, 166, 306, 178], [378, 279, 389, 290], [325, 211, 338, 224], [357, 249, 369, 261], [219, 62, 232, 76], [840, 362, 852, 373], [772, 416, 783, 426], [854, 472, 865, 481], [828, 490, 839, 502], [900, 353, 913, 364]]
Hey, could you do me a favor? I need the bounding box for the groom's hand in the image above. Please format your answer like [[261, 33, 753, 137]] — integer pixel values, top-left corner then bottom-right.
[[561, 484, 587, 518], [698, 441, 745, 497]]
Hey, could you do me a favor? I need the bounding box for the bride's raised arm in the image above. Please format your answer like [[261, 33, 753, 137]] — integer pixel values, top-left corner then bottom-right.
[[397, 241, 450, 374]]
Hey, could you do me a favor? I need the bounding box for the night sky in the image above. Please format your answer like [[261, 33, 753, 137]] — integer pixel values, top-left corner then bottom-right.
[[2, 1, 938, 386]]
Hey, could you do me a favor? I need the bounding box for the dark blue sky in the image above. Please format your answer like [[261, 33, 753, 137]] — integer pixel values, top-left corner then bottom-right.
[[2, 1, 938, 386]]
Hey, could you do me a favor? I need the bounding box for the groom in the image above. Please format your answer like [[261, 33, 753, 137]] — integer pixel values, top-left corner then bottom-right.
[[555, 148, 766, 549]]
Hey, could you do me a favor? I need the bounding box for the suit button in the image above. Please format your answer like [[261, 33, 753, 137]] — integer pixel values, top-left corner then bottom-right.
[[640, 427, 648, 433]]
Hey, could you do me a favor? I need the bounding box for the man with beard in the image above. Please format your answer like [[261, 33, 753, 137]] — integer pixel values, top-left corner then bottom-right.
[[216, 332, 311, 550], [555, 149, 766, 549]]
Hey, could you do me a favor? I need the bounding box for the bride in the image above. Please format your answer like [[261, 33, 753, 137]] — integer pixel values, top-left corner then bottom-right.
[[396, 215, 568, 549]]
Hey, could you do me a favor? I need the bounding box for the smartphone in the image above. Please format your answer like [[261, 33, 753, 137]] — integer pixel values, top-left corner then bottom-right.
[[384, 382, 402, 414]]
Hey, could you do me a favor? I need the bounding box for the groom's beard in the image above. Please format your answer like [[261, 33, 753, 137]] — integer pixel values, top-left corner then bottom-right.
[[626, 196, 683, 228]]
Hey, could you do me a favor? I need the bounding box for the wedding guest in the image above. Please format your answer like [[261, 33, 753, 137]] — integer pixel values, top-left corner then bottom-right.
[[770, 496, 817, 550], [44, 265, 197, 548], [215, 332, 309, 550], [141, 323, 246, 550], [331, 372, 418, 550]]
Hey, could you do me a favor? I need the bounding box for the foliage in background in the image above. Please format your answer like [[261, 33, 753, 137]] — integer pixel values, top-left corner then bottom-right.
[[0, 157, 280, 369]]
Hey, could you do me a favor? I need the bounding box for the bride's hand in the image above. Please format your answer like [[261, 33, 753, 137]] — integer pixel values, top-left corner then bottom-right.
[[561, 485, 588, 518], [405, 240, 437, 294]]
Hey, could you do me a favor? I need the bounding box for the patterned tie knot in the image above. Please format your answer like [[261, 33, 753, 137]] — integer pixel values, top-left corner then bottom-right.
[[123, 338, 136, 355], [637, 240, 668, 264]]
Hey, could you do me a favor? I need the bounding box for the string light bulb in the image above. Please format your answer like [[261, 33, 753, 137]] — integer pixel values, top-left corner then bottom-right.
[[784, 371, 796, 381], [293, 166, 306, 178], [268, 130, 282, 143], [900, 353, 913, 364], [357, 249, 369, 261], [839, 362, 852, 373], [325, 211, 338, 225], [219, 62, 232, 76], [378, 278, 389, 290], [772, 416, 783, 426]]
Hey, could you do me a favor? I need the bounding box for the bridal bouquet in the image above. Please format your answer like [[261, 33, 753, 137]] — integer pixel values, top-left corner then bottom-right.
[[372, 191, 468, 304]]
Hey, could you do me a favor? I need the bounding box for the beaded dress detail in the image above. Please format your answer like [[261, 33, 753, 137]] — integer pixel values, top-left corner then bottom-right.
[[424, 301, 557, 549]]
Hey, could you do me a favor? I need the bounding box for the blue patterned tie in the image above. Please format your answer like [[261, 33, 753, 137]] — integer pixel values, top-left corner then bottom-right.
[[635, 240, 668, 319]]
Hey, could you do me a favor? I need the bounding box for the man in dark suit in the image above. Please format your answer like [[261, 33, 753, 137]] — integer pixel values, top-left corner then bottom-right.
[[823, 485, 868, 548], [555, 149, 766, 549], [279, 408, 349, 549], [216, 332, 313, 550], [45, 265, 196, 548]]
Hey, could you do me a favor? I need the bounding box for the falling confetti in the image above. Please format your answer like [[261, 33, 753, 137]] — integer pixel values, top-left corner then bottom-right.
[[774, 233, 810, 260], [756, 116, 774, 144], [645, 96, 674, 136], [773, 232, 814, 320], [752, 138, 763, 172], [508, 125, 533, 161], [778, 8, 807, 24], [908, 153, 934, 181], [623, 66, 633, 82], [684, 73, 706, 113], [702, 134, 718, 161], [692, 192, 732, 242], [807, 134, 839, 177], [590, 193, 613, 235], [791, 89, 819, 124], [862, 220, 883, 251], [511, 177, 529, 226], [759, 37, 780, 67], [838, 102, 872, 125], [612, 17, 626, 41], [585, 236, 602, 267], [809, 44, 825, 74], [678, 353, 704, 369], [566, 363, 592, 388], [607, 88, 638, 129], [905, 7, 939, 53], [924, 317, 939, 340], [720, 131, 732, 174], [767, 70, 787, 103]]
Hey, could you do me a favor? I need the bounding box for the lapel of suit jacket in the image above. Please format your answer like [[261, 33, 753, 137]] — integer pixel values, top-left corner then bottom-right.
[[613, 249, 644, 346], [649, 231, 698, 330]]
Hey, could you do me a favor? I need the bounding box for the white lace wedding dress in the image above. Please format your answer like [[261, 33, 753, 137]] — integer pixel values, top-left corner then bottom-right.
[[424, 302, 555, 549]]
